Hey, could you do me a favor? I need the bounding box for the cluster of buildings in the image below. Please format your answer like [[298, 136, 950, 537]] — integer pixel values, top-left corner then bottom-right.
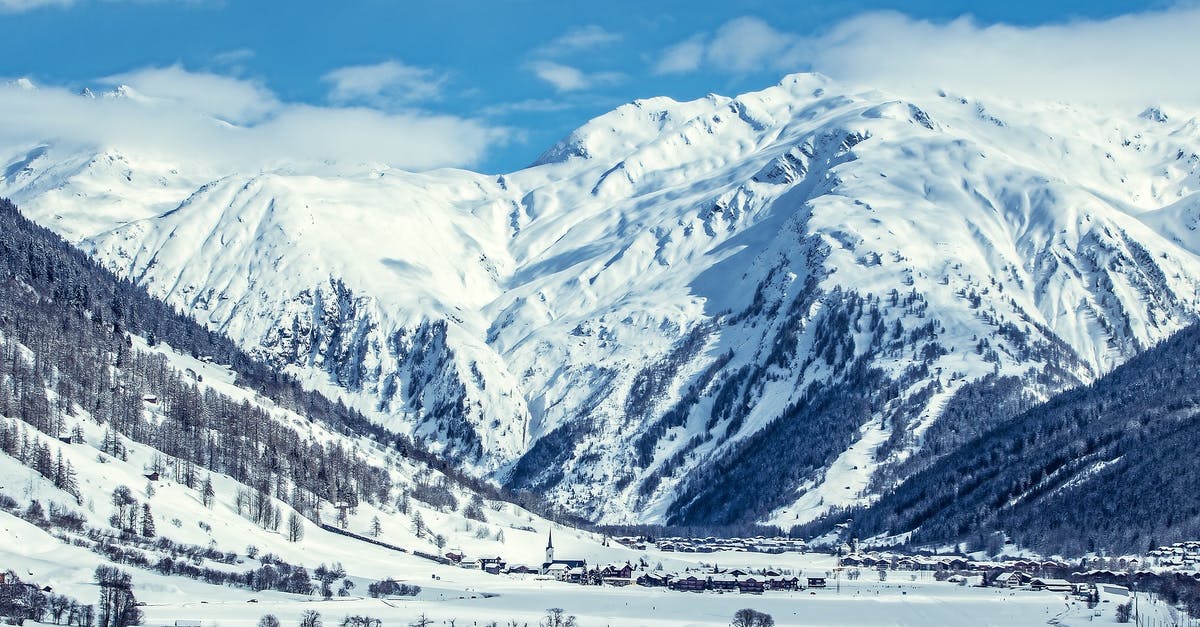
[[612, 535, 807, 554], [637, 568, 826, 595], [1147, 541, 1200, 568], [838, 553, 1069, 573]]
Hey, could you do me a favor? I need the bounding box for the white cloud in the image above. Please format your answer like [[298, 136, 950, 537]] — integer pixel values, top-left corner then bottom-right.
[[707, 16, 804, 73], [528, 61, 622, 92], [102, 64, 277, 123], [653, 17, 803, 76], [653, 35, 705, 75], [536, 25, 621, 57], [654, 8, 1200, 109], [0, 0, 215, 11], [0, 0, 69, 10], [0, 67, 504, 171], [322, 60, 445, 106], [809, 8, 1200, 108], [479, 98, 573, 117]]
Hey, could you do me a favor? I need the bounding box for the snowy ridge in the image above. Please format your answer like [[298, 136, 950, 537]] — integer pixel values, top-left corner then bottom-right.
[[5, 73, 1200, 525]]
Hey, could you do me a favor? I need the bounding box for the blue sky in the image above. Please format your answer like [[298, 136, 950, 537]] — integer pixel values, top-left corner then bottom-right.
[[0, 0, 1189, 173]]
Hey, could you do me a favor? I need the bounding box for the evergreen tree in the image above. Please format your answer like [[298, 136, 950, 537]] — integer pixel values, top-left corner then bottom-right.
[[140, 503, 155, 538], [201, 476, 215, 508]]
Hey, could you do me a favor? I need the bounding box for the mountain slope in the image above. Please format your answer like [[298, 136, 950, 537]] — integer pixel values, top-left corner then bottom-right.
[[4, 73, 1200, 525], [0, 195, 628, 607], [832, 321, 1200, 556]]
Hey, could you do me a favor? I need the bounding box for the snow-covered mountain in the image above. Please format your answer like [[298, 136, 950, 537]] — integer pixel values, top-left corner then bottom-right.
[[5, 73, 1200, 526]]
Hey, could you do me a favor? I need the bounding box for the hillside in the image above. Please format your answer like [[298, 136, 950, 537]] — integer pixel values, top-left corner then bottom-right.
[[0, 195, 628, 607], [5, 73, 1200, 526], [823, 321, 1200, 556]]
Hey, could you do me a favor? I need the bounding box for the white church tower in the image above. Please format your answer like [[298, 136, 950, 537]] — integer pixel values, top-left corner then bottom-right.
[[545, 530, 554, 564]]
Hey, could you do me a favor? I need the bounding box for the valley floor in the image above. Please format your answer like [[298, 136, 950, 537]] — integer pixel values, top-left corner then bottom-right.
[[4, 516, 1163, 627], [134, 575, 1171, 627]]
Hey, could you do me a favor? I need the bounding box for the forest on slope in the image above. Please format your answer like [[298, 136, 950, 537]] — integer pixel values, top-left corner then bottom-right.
[[815, 322, 1200, 556], [0, 197, 569, 523]]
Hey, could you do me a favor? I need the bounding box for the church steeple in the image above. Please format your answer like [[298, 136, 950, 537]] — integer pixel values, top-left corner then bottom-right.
[[545, 530, 554, 564]]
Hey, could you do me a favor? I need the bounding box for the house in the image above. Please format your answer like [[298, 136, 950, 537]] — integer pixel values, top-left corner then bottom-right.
[[543, 560, 587, 577], [670, 575, 707, 592], [444, 549, 464, 563], [637, 572, 669, 587], [943, 557, 969, 570], [505, 565, 535, 575], [563, 566, 587, 584], [142, 394, 158, 404], [768, 576, 800, 591], [807, 577, 827, 589], [1030, 578, 1073, 592], [710, 574, 738, 591], [144, 472, 160, 482], [738, 577, 765, 594], [600, 563, 633, 579], [993, 571, 1031, 588]]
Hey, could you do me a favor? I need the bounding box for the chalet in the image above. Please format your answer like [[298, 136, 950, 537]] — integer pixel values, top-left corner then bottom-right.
[[738, 577, 765, 595], [768, 576, 799, 591], [144, 472, 160, 482], [943, 557, 969, 570], [670, 575, 707, 592], [563, 566, 587, 584], [444, 549, 464, 563], [807, 577, 827, 589], [727, 568, 750, 577], [505, 565, 536, 575], [1030, 578, 1073, 592], [993, 571, 1031, 588], [600, 563, 633, 579], [142, 394, 158, 405], [636, 572, 668, 587], [479, 557, 504, 575], [710, 574, 738, 591]]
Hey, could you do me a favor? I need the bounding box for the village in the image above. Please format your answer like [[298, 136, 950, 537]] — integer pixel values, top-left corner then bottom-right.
[[407, 530, 1171, 601]]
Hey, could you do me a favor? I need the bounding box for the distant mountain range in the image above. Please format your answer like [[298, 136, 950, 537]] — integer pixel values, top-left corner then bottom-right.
[[4, 72, 1200, 530]]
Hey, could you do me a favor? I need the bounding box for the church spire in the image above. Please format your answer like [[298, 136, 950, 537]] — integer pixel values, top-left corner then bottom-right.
[[545, 529, 554, 564]]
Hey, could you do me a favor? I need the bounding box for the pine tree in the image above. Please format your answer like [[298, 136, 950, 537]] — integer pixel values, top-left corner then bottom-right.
[[140, 503, 155, 538], [201, 475, 215, 508], [370, 516, 381, 538]]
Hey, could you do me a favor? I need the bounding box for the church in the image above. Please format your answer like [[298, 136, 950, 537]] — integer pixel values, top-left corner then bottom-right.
[[540, 530, 586, 581]]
